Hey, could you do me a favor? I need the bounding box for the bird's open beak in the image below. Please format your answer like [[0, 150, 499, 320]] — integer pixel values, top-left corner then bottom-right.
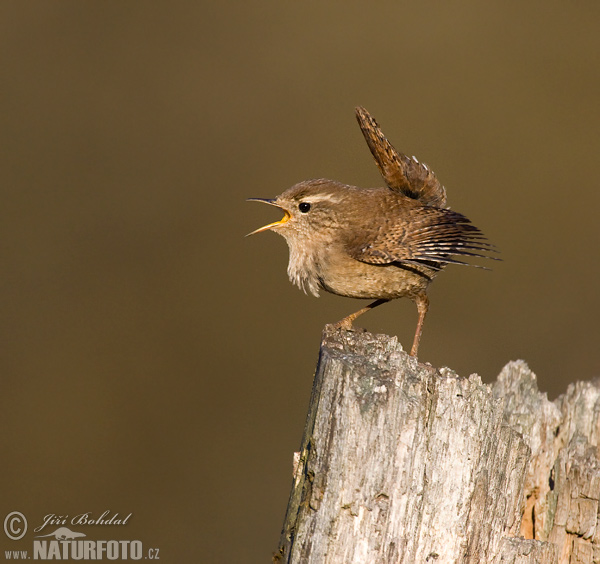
[[246, 198, 291, 236]]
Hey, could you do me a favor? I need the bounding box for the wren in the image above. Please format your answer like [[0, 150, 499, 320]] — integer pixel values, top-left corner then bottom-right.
[[248, 107, 497, 357]]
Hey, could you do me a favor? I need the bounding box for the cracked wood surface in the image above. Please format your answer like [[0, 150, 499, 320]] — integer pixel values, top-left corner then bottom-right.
[[275, 326, 600, 563]]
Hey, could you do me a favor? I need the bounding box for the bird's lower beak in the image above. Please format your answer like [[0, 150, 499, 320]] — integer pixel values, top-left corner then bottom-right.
[[246, 198, 291, 236]]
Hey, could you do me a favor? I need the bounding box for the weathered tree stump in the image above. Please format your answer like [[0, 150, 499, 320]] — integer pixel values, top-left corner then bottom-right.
[[274, 326, 600, 564]]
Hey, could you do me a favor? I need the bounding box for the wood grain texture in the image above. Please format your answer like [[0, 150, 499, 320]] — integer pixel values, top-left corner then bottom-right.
[[275, 327, 600, 563], [494, 364, 600, 564]]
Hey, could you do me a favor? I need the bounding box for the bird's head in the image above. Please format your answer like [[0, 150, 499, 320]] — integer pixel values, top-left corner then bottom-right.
[[247, 179, 350, 241]]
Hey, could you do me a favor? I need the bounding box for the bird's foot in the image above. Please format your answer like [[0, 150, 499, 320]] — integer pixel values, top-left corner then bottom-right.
[[332, 317, 355, 331]]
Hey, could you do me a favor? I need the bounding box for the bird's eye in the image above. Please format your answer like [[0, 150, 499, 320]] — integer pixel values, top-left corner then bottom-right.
[[298, 202, 311, 213]]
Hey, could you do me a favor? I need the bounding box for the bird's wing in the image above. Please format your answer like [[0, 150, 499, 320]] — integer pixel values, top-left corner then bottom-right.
[[355, 106, 447, 208], [346, 206, 497, 269]]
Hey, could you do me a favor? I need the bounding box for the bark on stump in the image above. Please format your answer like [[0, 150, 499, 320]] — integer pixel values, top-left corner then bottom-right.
[[275, 326, 600, 564]]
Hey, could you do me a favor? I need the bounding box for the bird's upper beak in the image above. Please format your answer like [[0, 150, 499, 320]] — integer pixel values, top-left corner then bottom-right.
[[246, 198, 291, 236]]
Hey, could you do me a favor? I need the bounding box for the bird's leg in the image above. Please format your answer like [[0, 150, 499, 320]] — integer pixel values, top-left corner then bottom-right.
[[410, 292, 429, 357], [333, 299, 389, 330]]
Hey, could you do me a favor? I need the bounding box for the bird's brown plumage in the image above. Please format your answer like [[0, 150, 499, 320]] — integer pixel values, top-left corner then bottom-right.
[[346, 198, 494, 270], [355, 106, 447, 207]]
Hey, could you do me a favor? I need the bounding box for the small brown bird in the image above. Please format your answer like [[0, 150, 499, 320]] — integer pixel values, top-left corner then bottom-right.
[[248, 107, 497, 356]]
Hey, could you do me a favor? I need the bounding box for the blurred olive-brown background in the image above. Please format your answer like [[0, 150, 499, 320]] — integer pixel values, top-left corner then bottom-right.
[[2, 2, 599, 562]]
